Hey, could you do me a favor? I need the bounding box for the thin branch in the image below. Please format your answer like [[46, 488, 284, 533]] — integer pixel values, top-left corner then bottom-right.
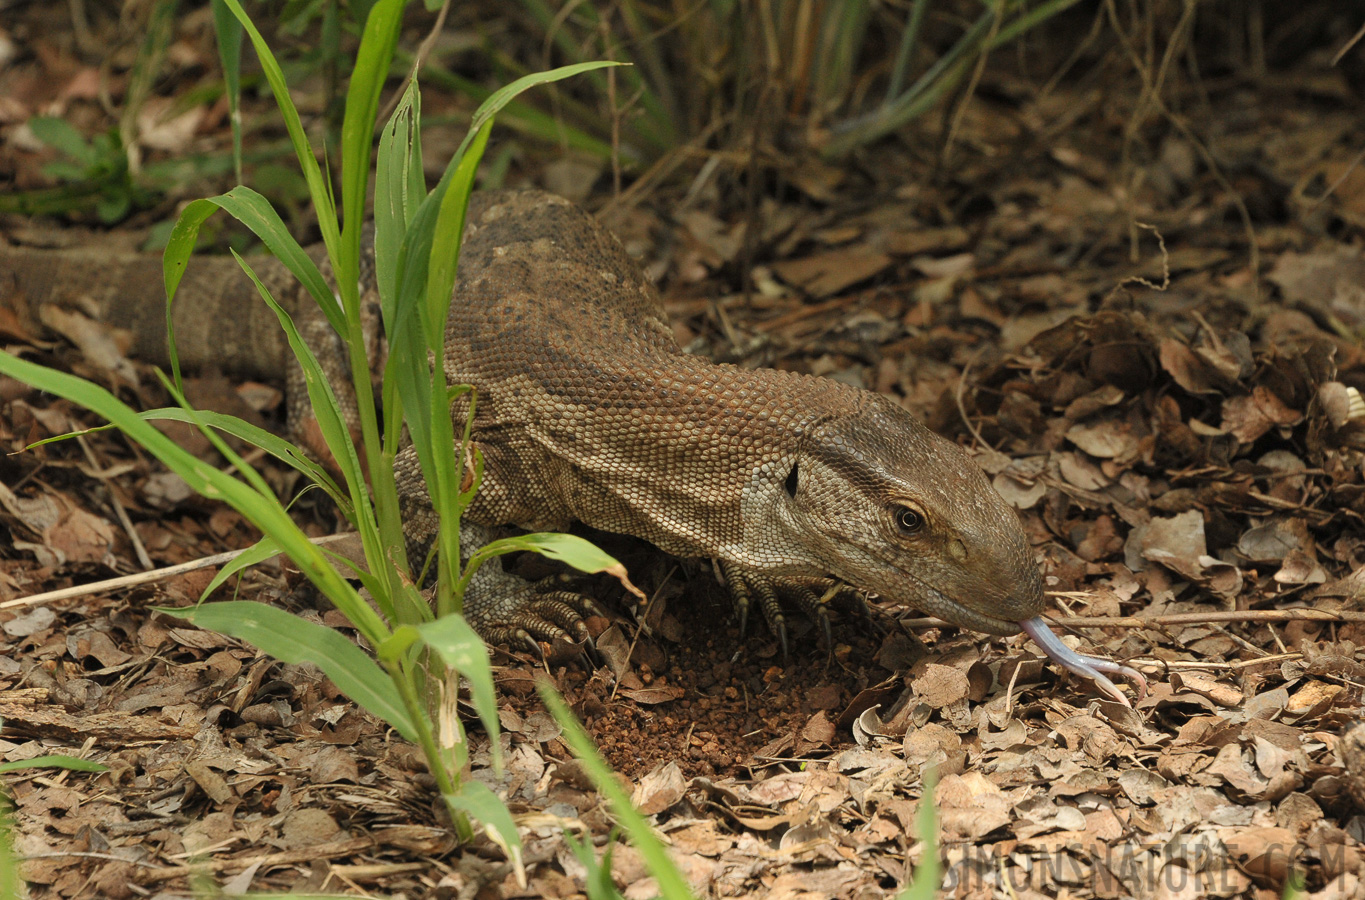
[[1, 533, 356, 611]]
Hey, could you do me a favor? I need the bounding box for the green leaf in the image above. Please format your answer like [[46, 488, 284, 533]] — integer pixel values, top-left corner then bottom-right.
[[22, 405, 349, 519], [166, 601, 416, 742], [213, 0, 339, 253], [0, 351, 391, 648], [462, 62, 621, 163], [898, 767, 941, 899], [338, 0, 405, 306], [198, 535, 281, 602], [26, 117, 96, 164], [445, 779, 524, 877], [209, 0, 244, 182], [416, 614, 500, 766], [375, 77, 424, 324], [139, 407, 350, 513], [563, 828, 623, 900], [538, 683, 694, 900], [0, 756, 107, 775], [228, 250, 402, 625], [418, 119, 492, 616], [414, 66, 617, 161], [472, 533, 645, 602], [230, 253, 364, 510], [163, 189, 342, 345]]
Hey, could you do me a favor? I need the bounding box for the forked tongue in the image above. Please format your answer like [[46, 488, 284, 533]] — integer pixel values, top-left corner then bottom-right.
[[1019, 617, 1147, 708]]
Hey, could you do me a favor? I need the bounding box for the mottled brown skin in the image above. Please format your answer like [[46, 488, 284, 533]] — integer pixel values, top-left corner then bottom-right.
[[420, 191, 1046, 644], [0, 235, 299, 380], [0, 193, 1046, 648]]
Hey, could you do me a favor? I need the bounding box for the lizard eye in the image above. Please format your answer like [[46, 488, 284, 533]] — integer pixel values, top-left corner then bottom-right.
[[893, 505, 924, 535]]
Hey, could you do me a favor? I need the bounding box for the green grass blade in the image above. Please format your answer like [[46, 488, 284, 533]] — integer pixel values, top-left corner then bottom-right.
[[0, 799, 19, 899], [227, 249, 403, 624], [414, 73, 617, 160], [0, 352, 392, 647], [538, 683, 694, 900], [563, 828, 622, 900], [372, 78, 422, 484], [887, 0, 930, 102], [375, 78, 422, 317], [467, 534, 645, 603], [198, 535, 281, 602], [324, 1, 404, 547], [20, 411, 344, 516], [230, 251, 365, 493], [512, 0, 671, 148], [424, 120, 488, 350], [418, 120, 491, 614], [387, 61, 621, 614], [463, 62, 622, 161], [138, 407, 349, 513], [825, 7, 991, 155], [387, 61, 621, 357], [214, 0, 339, 255], [445, 780, 525, 878], [163, 190, 344, 337], [26, 117, 96, 164], [415, 614, 500, 765], [338, 0, 404, 304], [209, 0, 244, 183], [0, 756, 107, 775], [150, 364, 401, 640], [898, 768, 941, 899], [815, 0, 872, 112], [166, 600, 416, 742]]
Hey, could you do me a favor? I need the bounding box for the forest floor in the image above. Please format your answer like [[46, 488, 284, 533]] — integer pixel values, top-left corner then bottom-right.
[[1, 4, 1364, 899]]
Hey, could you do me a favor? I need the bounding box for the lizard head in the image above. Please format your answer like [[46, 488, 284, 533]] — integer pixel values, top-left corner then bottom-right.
[[773, 391, 1045, 636]]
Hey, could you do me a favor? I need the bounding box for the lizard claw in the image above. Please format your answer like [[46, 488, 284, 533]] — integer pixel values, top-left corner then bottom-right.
[[720, 562, 850, 659], [788, 585, 835, 649], [476, 590, 595, 650]]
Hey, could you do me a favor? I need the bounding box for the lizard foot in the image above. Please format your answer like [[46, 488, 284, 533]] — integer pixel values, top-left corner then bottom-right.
[[718, 562, 847, 659], [470, 586, 599, 659], [457, 534, 601, 659]]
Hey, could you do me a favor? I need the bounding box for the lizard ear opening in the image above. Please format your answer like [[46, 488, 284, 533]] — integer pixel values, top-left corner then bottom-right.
[[784, 463, 799, 498]]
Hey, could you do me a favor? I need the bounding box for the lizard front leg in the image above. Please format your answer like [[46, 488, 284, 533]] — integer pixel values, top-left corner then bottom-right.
[[718, 561, 870, 658], [394, 446, 596, 654]]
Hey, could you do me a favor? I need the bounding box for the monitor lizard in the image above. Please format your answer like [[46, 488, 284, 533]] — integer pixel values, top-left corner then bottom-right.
[[0, 190, 1146, 706]]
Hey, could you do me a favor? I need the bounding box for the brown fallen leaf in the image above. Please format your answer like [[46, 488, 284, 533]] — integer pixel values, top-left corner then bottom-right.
[[770, 249, 893, 298], [39, 305, 138, 386], [631, 760, 687, 815], [617, 682, 686, 705]]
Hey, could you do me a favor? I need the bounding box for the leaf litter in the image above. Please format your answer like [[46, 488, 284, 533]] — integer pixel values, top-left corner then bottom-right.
[[2, 8, 1365, 900]]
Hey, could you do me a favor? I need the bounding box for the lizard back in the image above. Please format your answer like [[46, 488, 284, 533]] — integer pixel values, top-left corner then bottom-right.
[[446, 191, 847, 558]]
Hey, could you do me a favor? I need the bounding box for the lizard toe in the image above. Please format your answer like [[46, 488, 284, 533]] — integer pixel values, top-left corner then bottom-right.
[[719, 562, 800, 659], [787, 585, 835, 649], [530, 578, 606, 623], [521, 591, 595, 643], [456, 523, 600, 660], [718, 560, 754, 636], [475, 594, 592, 652]]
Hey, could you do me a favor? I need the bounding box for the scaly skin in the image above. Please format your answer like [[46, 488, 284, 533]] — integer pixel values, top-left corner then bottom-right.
[[2, 193, 1146, 704], [426, 191, 1045, 638]]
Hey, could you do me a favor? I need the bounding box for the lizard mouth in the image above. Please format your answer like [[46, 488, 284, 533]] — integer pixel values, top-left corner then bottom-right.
[[931, 589, 1027, 636], [895, 578, 1031, 636], [829, 541, 1044, 635]]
